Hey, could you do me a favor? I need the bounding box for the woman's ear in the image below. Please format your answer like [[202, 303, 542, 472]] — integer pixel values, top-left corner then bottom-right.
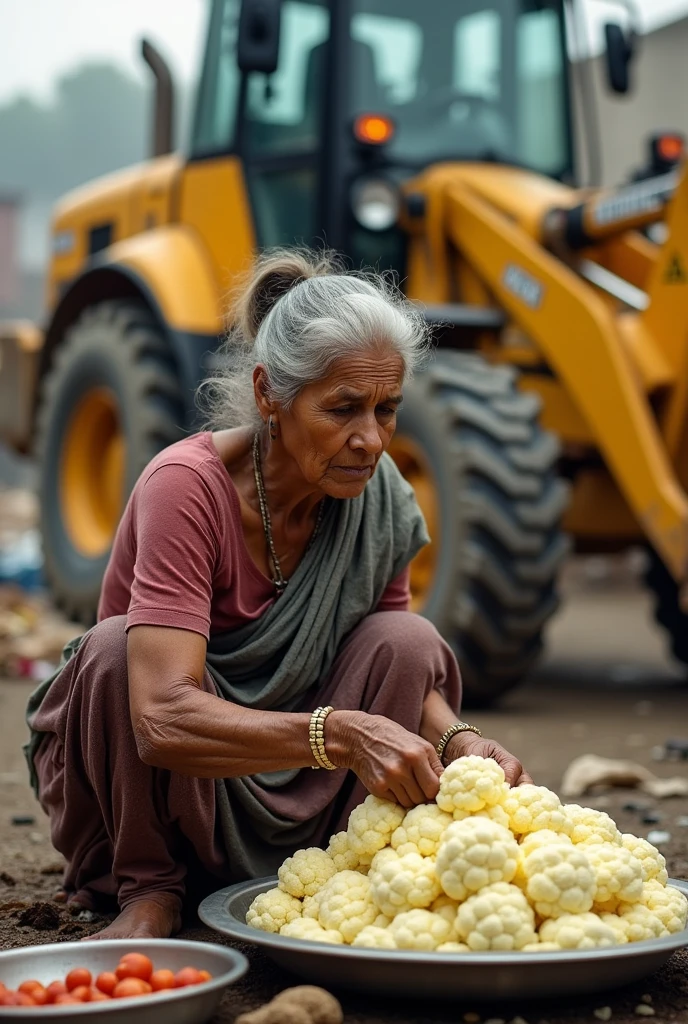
[[253, 365, 275, 422]]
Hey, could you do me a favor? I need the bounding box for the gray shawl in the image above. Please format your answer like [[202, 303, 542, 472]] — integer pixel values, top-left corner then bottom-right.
[[25, 453, 428, 877]]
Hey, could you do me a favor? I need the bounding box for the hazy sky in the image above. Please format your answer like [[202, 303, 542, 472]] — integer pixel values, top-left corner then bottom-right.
[[1, 0, 688, 105]]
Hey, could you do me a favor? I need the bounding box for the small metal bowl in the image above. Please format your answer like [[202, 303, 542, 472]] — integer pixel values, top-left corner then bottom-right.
[[200, 876, 688, 1001], [0, 938, 247, 1023]]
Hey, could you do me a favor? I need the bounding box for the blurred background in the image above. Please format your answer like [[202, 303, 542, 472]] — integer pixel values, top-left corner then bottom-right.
[[2, 0, 688, 325]]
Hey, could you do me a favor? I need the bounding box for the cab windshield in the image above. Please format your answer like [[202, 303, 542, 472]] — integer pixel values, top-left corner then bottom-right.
[[349, 0, 571, 178]]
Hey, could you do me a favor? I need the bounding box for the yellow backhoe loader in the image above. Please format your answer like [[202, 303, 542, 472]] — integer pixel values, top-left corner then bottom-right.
[[1, 0, 687, 704]]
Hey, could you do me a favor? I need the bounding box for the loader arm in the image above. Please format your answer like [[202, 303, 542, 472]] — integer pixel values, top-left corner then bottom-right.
[[442, 179, 688, 581]]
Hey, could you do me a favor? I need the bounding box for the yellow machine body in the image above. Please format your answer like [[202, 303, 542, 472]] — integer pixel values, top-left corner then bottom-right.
[[23, 150, 688, 586]]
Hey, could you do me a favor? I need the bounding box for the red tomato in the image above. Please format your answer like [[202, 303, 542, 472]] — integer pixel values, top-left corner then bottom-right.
[[149, 969, 176, 991], [7, 991, 37, 1006], [174, 967, 203, 988], [95, 971, 119, 995], [45, 980, 68, 1003], [115, 954, 154, 982], [70, 985, 92, 1002], [113, 977, 153, 998], [54, 993, 81, 1004], [18, 981, 48, 1005], [89, 987, 111, 1002], [66, 967, 92, 991], [197, 970, 212, 983]]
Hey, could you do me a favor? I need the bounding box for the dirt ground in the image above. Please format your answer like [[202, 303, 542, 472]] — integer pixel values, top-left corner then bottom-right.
[[1, 560, 687, 1023]]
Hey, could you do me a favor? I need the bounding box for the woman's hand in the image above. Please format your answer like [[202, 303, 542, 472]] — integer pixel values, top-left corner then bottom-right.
[[444, 730, 533, 787], [328, 711, 444, 809]]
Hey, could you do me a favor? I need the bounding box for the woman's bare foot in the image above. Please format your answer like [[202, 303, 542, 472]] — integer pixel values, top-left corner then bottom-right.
[[85, 894, 181, 941]]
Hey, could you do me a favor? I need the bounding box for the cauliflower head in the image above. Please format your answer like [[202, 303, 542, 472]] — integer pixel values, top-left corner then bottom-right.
[[585, 843, 643, 909], [429, 894, 459, 937], [351, 925, 398, 949], [564, 804, 622, 846], [637, 880, 688, 934], [347, 795, 405, 859], [436, 941, 471, 952], [368, 848, 441, 917], [388, 908, 453, 950], [315, 870, 378, 943], [604, 904, 666, 943], [437, 756, 508, 815], [517, 843, 595, 919], [436, 818, 519, 901], [455, 882, 538, 951], [326, 831, 366, 873], [392, 804, 453, 857], [539, 912, 618, 949], [280, 917, 344, 944], [621, 834, 668, 885], [246, 888, 302, 933], [519, 829, 573, 855], [278, 847, 337, 898], [502, 785, 572, 836], [454, 804, 512, 830]]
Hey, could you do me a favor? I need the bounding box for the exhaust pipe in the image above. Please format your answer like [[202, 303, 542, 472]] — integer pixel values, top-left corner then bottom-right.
[[141, 38, 175, 158]]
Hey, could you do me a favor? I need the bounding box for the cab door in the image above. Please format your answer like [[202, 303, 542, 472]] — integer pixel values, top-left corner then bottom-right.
[[239, 0, 331, 248]]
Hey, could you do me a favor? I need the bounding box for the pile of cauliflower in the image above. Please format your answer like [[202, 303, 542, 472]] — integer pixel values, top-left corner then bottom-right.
[[246, 756, 687, 952]]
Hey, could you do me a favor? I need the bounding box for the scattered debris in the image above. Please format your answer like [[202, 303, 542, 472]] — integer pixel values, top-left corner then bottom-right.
[[463, 1014, 481, 1023], [17, 901, 60, 930], [0, 900, 29, 914], [76, 909, 99, 923], [40, 862, 65, 876], [0, 872, 16, 886], [647, 830, 672, 845], [510, 1017, 529, 1024], [29, 831, 44, 844], [651, 746, 665, 762], [58, 921, 85, 937], [663, 738, 688, 760], [10, 815, 35, 826], [623, 801, 649, 813], [235, 986, 343, 1024], [561, 754, 688, 799], [593, 1008, 612, 1021], [640, 995, 653, 1005], [634, 1006, 655, 1017], [641, 813, 662, 825], [0, 584, 77, 679], [676, 816, 688, 828]]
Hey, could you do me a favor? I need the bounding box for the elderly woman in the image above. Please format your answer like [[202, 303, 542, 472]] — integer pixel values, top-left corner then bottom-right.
[[25, 251, 531, 941]]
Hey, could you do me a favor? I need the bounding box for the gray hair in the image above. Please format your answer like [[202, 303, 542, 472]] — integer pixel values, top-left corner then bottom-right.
[[198, 248, 430, 429]]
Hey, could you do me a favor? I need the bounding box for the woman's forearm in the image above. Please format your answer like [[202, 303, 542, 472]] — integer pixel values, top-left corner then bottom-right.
[[419, 688, 461, 749], [134, 680, 319, 777]]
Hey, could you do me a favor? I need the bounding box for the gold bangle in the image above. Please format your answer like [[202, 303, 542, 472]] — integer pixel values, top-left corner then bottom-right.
[[436, 722, 482, 765], [309, 706, 338, 771]]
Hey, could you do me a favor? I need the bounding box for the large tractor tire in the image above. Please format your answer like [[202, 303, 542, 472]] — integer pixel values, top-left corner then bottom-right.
[[388, 352, 570, 706], [644, 550, 688, 665], [35, 300, 185, 624]]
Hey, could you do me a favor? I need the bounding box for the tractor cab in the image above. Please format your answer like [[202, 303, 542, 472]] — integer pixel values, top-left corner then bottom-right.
[[192, 0, 575, 269]]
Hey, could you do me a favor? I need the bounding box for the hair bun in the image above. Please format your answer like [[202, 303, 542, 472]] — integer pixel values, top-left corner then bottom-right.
[[236, 248, 342, 342]]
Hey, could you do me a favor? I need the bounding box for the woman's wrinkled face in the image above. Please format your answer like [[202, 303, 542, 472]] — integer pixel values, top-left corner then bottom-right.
[[279, 350, 404, 498]]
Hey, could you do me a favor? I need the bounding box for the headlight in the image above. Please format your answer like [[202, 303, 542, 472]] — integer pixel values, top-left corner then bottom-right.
[[351, 178, 399, 232]]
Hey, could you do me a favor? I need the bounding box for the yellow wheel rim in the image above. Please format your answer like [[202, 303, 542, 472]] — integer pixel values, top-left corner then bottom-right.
[[60, 388, 125, 558], [388, 434, 439, 612]]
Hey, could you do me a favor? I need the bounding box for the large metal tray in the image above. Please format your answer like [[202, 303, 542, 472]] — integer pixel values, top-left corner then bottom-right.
[[199, 877, 688, 1001]]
